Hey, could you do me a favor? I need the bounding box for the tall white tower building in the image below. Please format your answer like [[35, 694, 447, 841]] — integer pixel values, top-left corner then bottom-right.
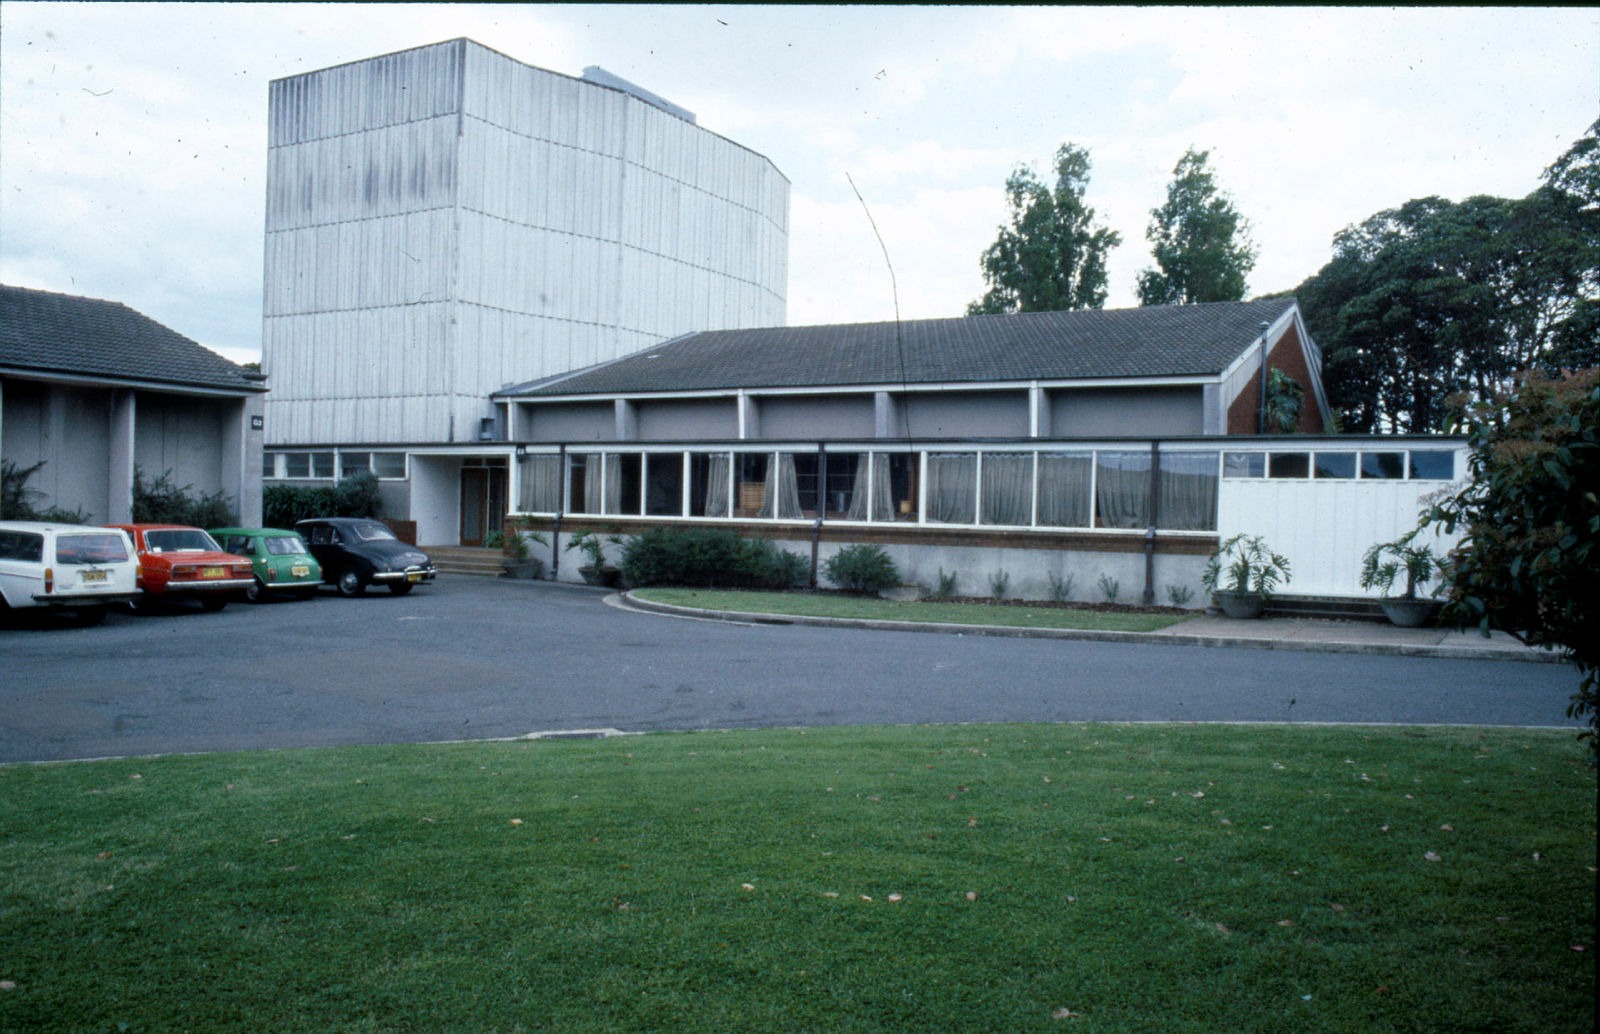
[[261, 39, 789, 542]]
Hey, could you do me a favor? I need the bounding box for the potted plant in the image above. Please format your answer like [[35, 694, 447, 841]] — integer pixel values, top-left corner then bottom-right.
[[1201, 533, 1292, 619], [489, 526, 547, 579], [1359, 530, 1444, 627], [566, 530, 625, 587]]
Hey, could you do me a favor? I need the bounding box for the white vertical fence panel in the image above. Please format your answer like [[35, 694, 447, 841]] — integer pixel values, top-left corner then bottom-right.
[[1216, 455, 1466, 597]]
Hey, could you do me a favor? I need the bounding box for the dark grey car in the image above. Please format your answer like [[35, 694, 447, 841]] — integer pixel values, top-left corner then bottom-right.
[[295, 518, 437, 596]]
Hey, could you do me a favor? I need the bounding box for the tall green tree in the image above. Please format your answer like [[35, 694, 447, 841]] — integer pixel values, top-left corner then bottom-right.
[[967, 143, 1121, 315], [1296, 122, 1599, 432], [1136, 149, 1257, 305]]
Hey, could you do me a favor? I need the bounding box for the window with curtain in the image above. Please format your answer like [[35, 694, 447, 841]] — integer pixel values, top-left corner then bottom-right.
[[1156, 451, 1218, 531], [734, 453, 769, 517], [824, 453, 861, 518], [980, 452, 1033, 526], [573, 453, 602, 513], [690, 453, 730, 517], [926, 452, 978, 524], [604, 453, 642, 515], [517, 454, 563, 513], [844, 452, 892, 521], [759, 453, 803, 519], [1036, 452, 1092, 528], [1095, 451, 1149, 529], [645, 453, 684, 516]]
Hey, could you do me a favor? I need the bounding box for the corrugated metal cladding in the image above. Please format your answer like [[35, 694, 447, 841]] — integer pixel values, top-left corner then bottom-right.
[[263, 38, 789, 447]]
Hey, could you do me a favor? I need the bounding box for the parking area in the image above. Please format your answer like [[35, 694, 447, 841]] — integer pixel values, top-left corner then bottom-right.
[[1, 574, 1582, 764]]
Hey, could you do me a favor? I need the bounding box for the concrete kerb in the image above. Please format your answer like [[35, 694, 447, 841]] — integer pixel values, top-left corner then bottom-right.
[[613, 591, 1564, 665]]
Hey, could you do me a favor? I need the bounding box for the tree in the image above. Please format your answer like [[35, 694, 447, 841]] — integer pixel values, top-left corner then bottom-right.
[[1137, 149, 1256, 305], [1296, 122, 1599, 432], [1425, 369, 1599, 751], [967, 143, 1121, 315]]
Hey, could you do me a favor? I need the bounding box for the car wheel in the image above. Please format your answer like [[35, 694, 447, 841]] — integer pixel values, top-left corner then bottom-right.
[[388, 581, 414, 596], [244, 578, 266, 603], [73, 607, 108, 627], [200, 597, 229, 612], [337, 570, 365, 597]]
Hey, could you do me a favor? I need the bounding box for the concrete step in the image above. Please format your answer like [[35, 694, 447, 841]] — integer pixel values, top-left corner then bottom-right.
[[1264, 594, 1388, 622], [422, 546, 505, 577]]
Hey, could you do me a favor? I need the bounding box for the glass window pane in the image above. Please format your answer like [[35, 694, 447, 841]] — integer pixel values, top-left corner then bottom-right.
[[823, 453, 860, 519], [283, 452, 311, 478], [605, 453, 642, 515], [311, 452, 335, 479], [570, 453, 601, 513], [371, 452, 406, 479], [1360, 452, 1405, 479], [340, 452, 370, 478], [1095, 451, 1150, 529], [518, 454, 562, 513], [1157, 452, 1218, 531], [734, 453, 769, 517], [980, 453, 1032, 526], [689, 453, 731, 517], [1314, 452, 1357, 479], [645, 454, 684, 517], [1223, 452, 1265, 478], [1268, 452, 1310, 479], [926, 453, 978, 524], [791, 452, 821, 514], [1409, 450, 1455, 480], [1037, 452, 1092, 528]]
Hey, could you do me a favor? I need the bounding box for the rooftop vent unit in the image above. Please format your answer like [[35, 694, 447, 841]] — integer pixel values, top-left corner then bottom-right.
[[581, 66, 696, 124]]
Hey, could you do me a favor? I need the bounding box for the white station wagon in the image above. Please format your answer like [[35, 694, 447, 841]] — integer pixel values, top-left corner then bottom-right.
[[0, 521, 140, 626]]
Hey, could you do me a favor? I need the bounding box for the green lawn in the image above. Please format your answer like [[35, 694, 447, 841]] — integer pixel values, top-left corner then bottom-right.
[[1, 725, 1593, 1033], [632, 587, 1190, 632]]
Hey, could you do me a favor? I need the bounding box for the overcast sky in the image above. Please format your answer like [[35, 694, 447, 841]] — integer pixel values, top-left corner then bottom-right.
[[2, 4, 1595, 365]]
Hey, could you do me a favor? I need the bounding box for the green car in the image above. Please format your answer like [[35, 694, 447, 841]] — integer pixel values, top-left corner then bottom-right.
[[208, 527, 322, 603]]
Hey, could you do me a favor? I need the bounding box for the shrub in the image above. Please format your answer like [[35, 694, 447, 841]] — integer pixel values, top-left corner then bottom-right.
[[1, 459, 91, 523], [822, 543, 900, 594], [263, 472, 382, 528], [933, 568, 960, 598], [620, 528, 805, 589], [133, 467, 237, 527], [1097, 574, 1121, 602], [1047, 570, 1075, 603], [1166, 584, 1195, 607], [988, 569, 1010, 600]]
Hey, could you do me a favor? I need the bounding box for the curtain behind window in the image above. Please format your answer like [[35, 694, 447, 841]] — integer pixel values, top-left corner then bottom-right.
[[703, 453, 730, 518], [759, 453, 803, 519], [846, 454, 894, 521], [1096, 451, 1149, 529], [1157, 452, 1218, 531], [581, 453, 604, 513], [926, 453, 977, 524], [1037, 452, 1092, 527], [517, 455, 562, 513], [980, 453, 1032, 525], [601, 455, 623, 515]]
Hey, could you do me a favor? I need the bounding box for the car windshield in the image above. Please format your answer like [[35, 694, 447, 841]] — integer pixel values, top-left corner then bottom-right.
[[350, 523, 397, 542], [265, 535, 309, 555], [144, 529, 220, 553], [56, 533, 130, 565]]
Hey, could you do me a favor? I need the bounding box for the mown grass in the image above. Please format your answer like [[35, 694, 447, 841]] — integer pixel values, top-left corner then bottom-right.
[[632, 587, 1189, 632], [1, 724, 1593, 1033]]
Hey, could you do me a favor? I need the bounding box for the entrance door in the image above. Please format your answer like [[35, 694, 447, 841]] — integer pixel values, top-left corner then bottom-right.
[[459, 464, 508, 546]]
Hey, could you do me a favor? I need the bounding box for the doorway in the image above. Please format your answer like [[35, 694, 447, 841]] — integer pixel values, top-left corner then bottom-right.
[[459, 459, 507, 546]]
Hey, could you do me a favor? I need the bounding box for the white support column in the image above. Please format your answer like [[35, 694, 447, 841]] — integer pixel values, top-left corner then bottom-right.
[[614, 398, 638, 440], [107, 389, 137, 523]]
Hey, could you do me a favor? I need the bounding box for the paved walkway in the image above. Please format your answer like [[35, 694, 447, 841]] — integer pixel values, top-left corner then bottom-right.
[[616, 592, 1559, 665]]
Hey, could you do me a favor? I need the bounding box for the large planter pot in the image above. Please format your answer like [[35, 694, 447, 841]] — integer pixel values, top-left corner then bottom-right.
[[1380, 598, 1441, 628], [500, 558, 544, 580], [1214, 591, 1266, 620], [579, 565, 622, 588]]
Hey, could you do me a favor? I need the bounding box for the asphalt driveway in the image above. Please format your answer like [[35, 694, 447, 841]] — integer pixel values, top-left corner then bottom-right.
[[0, 576, 1582, 763]]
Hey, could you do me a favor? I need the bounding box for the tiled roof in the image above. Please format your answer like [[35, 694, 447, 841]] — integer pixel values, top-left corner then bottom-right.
[[0, 284, 264, 393], [502, 298, 1298, 397]]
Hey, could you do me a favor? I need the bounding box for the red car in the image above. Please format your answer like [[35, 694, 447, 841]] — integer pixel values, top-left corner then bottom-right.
[[107, 524, 256, 612]]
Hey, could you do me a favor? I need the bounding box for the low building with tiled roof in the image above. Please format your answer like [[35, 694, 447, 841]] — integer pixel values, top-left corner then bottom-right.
[[1, 284, 267, 525]]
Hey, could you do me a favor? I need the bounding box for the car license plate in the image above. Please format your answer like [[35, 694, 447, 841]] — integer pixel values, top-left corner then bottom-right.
[[291, 566, 309, 577], [407, 571, 423, 583], [81, 569, 107, 583], [202, 566, 226, 578]]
